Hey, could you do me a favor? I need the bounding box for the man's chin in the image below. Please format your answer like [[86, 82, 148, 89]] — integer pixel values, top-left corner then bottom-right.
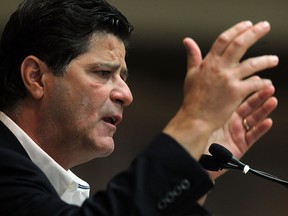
[[94, 138, 115, 157], [100, 146, 115, 157]]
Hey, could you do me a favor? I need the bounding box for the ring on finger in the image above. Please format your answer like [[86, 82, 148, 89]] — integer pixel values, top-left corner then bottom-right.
[[242, 118, 250, 131]]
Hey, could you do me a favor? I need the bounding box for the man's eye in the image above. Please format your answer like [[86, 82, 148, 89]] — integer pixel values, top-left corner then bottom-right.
[[90, 70, 112, 83], [98, 70, 111, 77]]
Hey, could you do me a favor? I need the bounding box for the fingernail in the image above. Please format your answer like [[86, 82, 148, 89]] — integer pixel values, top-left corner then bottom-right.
[[264, 79, 272, 85], [245, 20, 253, 27], [261, 21, 270, 28], [270, 55, 279, 64]]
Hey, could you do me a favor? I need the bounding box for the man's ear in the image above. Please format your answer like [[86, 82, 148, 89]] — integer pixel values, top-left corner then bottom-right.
[[20, 55, 46, 100]]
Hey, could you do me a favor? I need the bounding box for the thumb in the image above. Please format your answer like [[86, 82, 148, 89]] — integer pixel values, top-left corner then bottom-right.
[[183, 37, 202, 69]]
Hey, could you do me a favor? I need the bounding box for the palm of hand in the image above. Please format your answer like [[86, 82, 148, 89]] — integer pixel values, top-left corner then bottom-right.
[[208, 112, 248, 161]]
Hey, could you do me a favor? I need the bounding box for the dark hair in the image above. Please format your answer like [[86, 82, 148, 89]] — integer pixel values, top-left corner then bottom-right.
[[0, 0, 133, 110]]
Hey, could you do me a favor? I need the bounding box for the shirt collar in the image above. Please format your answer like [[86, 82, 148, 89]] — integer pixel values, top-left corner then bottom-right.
[[0, 111, 90, 206]]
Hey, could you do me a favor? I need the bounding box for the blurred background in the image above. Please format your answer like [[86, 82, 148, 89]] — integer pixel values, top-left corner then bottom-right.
[[1, 1, 288, 215]]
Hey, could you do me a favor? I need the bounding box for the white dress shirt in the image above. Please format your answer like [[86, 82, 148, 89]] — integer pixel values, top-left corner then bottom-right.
[[0, 112, 90, 206]]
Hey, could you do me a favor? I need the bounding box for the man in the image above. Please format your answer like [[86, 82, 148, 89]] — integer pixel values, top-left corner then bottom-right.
[[0, 0, 278, 215]]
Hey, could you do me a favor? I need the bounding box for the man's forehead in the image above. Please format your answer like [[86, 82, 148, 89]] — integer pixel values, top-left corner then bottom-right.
[[89, 32, 126, 48]]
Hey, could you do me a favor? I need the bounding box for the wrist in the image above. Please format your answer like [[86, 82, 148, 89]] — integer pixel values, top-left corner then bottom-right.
[[163, 109, 215, 160]]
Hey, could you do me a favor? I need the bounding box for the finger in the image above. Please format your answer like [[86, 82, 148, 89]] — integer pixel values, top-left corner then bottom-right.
[[244, 97, 277, 129], [210, 21, 253, 56], [183, 37, 203, 69], [237, 85, 276, 118], [235, 55, 279, 79], [245, 118, 273, 146], [240, 76, 273, 99], [222, 21, 271, 63]]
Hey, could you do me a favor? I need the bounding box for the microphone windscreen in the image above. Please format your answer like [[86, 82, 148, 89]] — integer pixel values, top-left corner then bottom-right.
[[209, 143, 233, 164], [199, 154, 221, 171]]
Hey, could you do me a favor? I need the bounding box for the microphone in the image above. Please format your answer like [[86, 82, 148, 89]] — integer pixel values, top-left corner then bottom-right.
[[199, 143, 288, 188], [199, 154, 241, 171], [209, 143, 249, 173]]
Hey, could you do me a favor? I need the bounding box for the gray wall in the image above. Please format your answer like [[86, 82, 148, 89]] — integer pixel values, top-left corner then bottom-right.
[[1, 1, 288, 215]]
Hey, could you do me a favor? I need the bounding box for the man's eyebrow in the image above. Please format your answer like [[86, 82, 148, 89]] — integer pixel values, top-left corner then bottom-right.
[[86, 62, 118, 69]]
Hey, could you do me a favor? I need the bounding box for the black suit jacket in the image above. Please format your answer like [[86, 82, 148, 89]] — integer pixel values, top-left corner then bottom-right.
[[0, 121, 213, 215]]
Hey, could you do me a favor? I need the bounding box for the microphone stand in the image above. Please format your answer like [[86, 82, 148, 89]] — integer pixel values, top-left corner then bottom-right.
[[199, 143, 288, 189]]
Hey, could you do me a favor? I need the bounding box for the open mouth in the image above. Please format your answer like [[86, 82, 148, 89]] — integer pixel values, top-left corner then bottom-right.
[[102, 116, 120, 126]]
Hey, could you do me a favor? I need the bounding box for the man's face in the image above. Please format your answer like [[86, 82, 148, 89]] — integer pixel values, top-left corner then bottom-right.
[[42, 33, 133, 165]]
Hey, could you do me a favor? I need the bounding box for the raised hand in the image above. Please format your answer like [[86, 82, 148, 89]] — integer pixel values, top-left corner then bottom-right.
[[163, 21, 279, 160], [207, 85, 278, 180]]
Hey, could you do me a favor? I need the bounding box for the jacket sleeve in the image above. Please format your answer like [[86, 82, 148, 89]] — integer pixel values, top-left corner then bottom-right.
[[0, 133, 213, 216]]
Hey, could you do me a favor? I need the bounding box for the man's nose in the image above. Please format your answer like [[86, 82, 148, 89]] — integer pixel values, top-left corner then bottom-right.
[[110, 78, 133, 107]]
